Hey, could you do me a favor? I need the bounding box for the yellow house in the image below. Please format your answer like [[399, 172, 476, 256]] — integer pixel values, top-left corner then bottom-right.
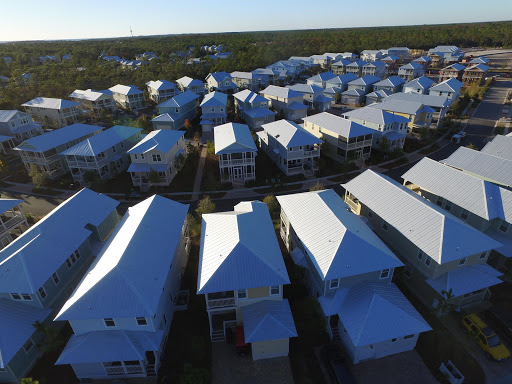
[[371, 99, 434, 130]]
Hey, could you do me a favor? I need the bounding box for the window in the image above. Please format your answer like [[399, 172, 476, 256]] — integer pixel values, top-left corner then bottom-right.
[[270, 286, 280, 295], [478, 334, 487, 345], [391, 338, 397, 342], [163, 314, 167, 325], [404, 334, 414, 340], [330, 279, 339, 289], [404, 264, 413, 279], [11, 293, 32, 301], [499, 220, 509, 233], [134, 154, 138, 159], [112, 146, 116, 153], [436, 197, 444, 207], [136, 317, 147, 326], [38, 286, 47, 300], [23, 339, 33, 353], [22, 293, 31, 300], [382, 222, 388, 231], [237, 289, 247, 299], [66, 250, 80, 269], [425, 257, 431, 267], [52, 272, 60, 285], [368, 210, 373, 219], [104, 318, 116, 327], [458, 258, 466, 266], [120, 142, 124, 149], [479, 252, 487, 259], [417, 249, 424, 260], [380, 269, 390, 279], [460, 209, 469, 222], [445, 201, 452, 212], [152, 154, 162, 162], [141, 154, 145, 160]]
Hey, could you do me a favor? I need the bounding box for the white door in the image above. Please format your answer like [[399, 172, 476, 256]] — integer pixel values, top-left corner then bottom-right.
[[233, 167, 242, 180]]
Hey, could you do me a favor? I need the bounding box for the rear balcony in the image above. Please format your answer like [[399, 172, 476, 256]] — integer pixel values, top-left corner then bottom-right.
[[206, 291, 236, 309]]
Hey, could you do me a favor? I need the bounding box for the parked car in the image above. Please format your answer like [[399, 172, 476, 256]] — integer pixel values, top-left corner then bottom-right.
[[484, 306, 512, 343], [321, 345, 356, 384], [451, 131, 467, 143], [462, 313, 511, 361]]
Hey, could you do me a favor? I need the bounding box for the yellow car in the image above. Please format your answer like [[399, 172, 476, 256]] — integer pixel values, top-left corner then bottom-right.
[[462, 313, 511, 361]]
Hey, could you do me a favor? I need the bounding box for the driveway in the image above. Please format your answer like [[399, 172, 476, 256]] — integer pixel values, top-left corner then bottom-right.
[[211, 342, 294, 384], [0, 191, 63, 217], [351, 350, 438, 384]]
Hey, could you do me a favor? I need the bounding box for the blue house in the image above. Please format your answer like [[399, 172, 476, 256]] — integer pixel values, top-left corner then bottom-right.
[[372, 76, 406, 94], [55, 195, 189, 380], [233, 90, 275, 130], [152, 91, 200, 131], [0, 188, 120, 384]]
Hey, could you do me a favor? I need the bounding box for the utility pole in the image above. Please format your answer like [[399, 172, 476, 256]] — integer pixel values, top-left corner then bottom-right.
[[130, 26, 133, 38]]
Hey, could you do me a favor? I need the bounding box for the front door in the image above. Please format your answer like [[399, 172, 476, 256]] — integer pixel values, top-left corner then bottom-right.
[[233, 167, 243, 180]]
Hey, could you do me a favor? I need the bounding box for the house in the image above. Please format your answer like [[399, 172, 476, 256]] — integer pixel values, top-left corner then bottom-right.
[[372, 76, 406, 93], [206, 72, 237, 93], [310, 54, 333, 68], [462, 64, 489, 85], [146, 80, 180, 103], [429, 78, 464, 101], [257, 120, 322, 176], [366, 90, 393, 105], [341, 89, 366, 105], [303, 112, 373, 162], [54, 195, 189, 381], [439, 64, 465, 82], [252, 68, 280, 86], [0, 110, 43, 142], [0, 199, 28, 249], [345, 60, 367, 76], [347, 75, 381, 94], [288, 56, 315, 69], [15, 123, 102, 178], [22, 97, 80, 128], [69, 89, 116, 115], [306, 71, 337, 88], [277, 190, 431, 363], [259, 85, 308, 122], [343, 170, 503, 311], [402, 76, 435, 94], [331, 59, 351, 75], [442, 146, 512, 189], [197, 201, 297, 360], [428, 46, 464, 63], [233, 90, 275, 130], [469, 57, 490, 65], [387, 47, 410, 60], [341, 52, 359, 61], [214, 123, 257, 184], [0, 188, 120, 384], [341, 106, 409, 150], [370, 99, 434, 130], [402, 156, 512, 264], [361, 61, 387, 78], [412, 56, 432, 70], [480, 134, 512, 161], [152, 91, 200, 131], [324, 73, 359, 92], [200, 91, 228, 135], [61, 125, 142, 184], [266, 61, 299, 79], [176, 76, 207, 96], [397, 63, 424, 81], [380, 55, 400, 72], [231, 71, 264, 91], [109, 84, 145, 111], [360, 50, 384, 62], [383, 92, 450, 125], [127, 130, 186, 189], [286, 84, 332, 112], [427, 52, 444, 68]]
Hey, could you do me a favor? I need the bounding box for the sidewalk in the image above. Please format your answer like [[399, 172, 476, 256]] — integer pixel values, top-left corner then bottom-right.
[[191, 146, 207, 200]]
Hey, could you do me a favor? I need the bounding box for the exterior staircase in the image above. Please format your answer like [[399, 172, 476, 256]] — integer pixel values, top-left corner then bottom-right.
[[211, 329, 225, 342], [331, 326, 341, 342], [146, 364, 156, 376]]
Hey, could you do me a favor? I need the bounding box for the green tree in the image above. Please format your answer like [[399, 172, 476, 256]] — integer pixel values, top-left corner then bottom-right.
[[206, 140, 215, 157], [309, 182, 325, 191], [148, 168, 161, 184], [179, 363, 209, 384], [263, 195, 278, 216], [196, 196, 215, 217], [28, 165, 47, 188], [378, 137, 391, 154], [21, 378, 39, 384], [433, 288, 455, 317], [32, 321, 66, 353], [83, 170, 99, 184], [466, 143, 477, 150]]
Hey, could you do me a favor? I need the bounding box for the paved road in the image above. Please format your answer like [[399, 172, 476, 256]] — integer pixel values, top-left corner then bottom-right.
[[0, 191, 64, 218]]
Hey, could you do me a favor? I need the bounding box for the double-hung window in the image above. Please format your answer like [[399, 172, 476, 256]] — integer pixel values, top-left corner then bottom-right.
[[270, 286, 280, 295], [380, 269, 390, 279], [104, 318, 116, 327], [237, 289, 247, 299], [330, 279, 339, 289]]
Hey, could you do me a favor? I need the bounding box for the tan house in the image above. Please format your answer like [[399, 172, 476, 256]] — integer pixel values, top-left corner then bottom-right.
[[439, 63, 465, 82], [462, 64, 489, 85]]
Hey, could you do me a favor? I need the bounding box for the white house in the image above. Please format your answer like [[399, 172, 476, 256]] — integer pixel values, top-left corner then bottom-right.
[[146, 80, 180, 103], [55, 195, 189, 381], [306, 72, 337, 88], [206, 72, 237, 93], [402, 76, 435, 94], [257, 120, 322, 176], [152, 91, 200, 131], [429, 78, 464, 102], [69, 89, 116, 115], [176, 76, 207, 96], [360, 50, 385, 62], [230, 71, 264, 91], [127, 130, 186, 189], [398, 63, 424, 81], [109, 84, 145, 111], [197, 201, 297, 360], [361, 61, 387, 78], [214, 123, 257, 184], [21, 98, 80, 128], [259, 86, 308, 122], [383, 92, 450, 125], [0, 110, 43, 142], [286, 84, 332, 112]]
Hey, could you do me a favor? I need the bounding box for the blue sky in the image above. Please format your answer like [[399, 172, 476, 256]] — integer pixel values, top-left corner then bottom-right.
[[1, 0, 511, 41]]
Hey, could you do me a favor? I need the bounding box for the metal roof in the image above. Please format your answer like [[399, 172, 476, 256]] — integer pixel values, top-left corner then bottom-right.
[[176, 76, 204, 88], [303, 112, 374, 138], [0, 110, 22, 122], [277, 190, 402, 280], [55, 195, 188, 320], [151, 113, 178, 122], [343, 89, 365, 96], [441, 146, 512, 188], [109, 84, 143, 95], [69, 89, 112, 102], [348, 75, 381, 86], [200, 91, 227, 107], [426, 264, 502, 297], [233, 89, 269, 104], [319, 282, 431, 347], [56, 330, 163, 365], [242, 299, 297, 343], [363, 61, 386, 68], [331, 59, 351, 67], [0, 199, 23, 214], [15, 123, 101, 153], [61, 125, 141, 157], [343, 106, 410, 125], [287, 83, 323, 94], [244, 107, 276, 118], [481, 135, 512, 161], [0, 188, 119, 293], [399, 62, 423, 70], [342, 170, 502, 264], [0, 299, 51, 368], [260, 85, 303, 99], [22, 97, 80, 110], [261, 120, 322, 148], [403, 76, 435, 90], [366, 90, 393, 99], [287, 101, 308, 111], [146, 79, 178, 91], [442, 63, 465, 72], [214, 123, 257, 154], [412, 56, 432, 63], [197, 201, 290, 294], [127, 129, 184, 154], [371, 99, 435, 115], [207, 71, 232, 82], [385, 92, 450, 109], [307, 72, 337, 83], [402, 157, 512, 222], [373, 76, 406, 87], [346, 60, 366, 68], [325, 73, 359, 86], [157, 90, 199, 108], [429, 78, 464, 93], [469, 57, 489, 64]]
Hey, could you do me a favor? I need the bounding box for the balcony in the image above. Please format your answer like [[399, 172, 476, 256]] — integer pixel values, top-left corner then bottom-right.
[[0, 212, 25, 232], [303, 149, 320, 157], [67, 156, 108, 168], [207, 291, 235, 309]]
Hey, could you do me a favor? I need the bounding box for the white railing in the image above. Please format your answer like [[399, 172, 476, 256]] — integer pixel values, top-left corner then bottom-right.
[[345, 140, 372, 150], [1, 213, 24, 231], [304, 149, 320, 156], [207, 298, 235, 309], [345, 198, 359, 212], [105, 366, 125, 375], [125, 365, 144, 374]]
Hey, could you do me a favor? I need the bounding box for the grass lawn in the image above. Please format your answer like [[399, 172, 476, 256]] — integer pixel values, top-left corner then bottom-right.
[[8, 163, 31, 183], [201, 155, 232, 192], [254, 183, 303, 195], [167, 150, 201, 193], [380, 156, 409, 170], [89, 171, 134, 194], [249, 148, 306, 187]]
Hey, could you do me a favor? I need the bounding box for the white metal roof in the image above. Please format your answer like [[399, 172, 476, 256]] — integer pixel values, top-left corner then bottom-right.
[[342, 106, 410, 125], [385, 92, 450, 109], [260, 85, 302, 99], [69, 89, 112, 102], [342, 170, 502, 264], [261, 120, 323, 148], [277, 190, 402, 280], [127, 129, 184, 154], [197, 201, 290, 294], [481, 135, 512, 161], [22, 97, 80, 110], [146, 79, 177, 91], [109, 84, 144, 96], [302, 112, 374, 138], [55, 195, 188, 320], [233, 89, 269, 104], [429, 78, 464, 93], [214, 123, 257, 155], [200, 91, 227, 107]]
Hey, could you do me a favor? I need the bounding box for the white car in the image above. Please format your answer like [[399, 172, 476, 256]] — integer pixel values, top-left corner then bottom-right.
[[452, 131, 467, 143]]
